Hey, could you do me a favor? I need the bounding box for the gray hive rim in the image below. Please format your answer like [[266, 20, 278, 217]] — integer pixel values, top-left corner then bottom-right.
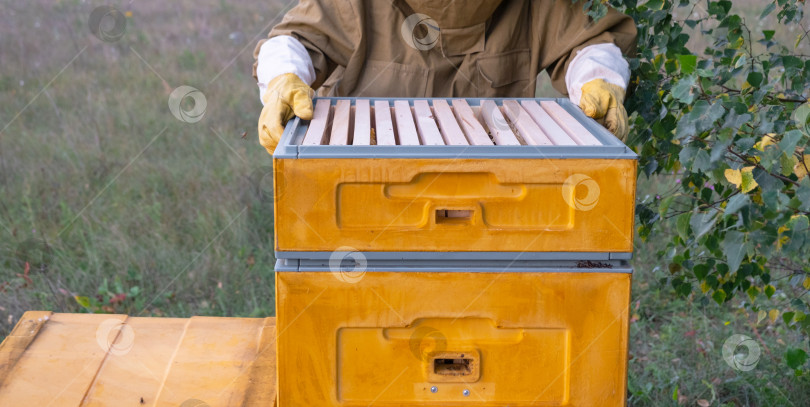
[[274, 97, 638, 160]]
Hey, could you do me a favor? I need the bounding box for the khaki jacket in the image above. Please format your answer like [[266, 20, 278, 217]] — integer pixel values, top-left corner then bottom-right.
[[253, 0, 637, 98]]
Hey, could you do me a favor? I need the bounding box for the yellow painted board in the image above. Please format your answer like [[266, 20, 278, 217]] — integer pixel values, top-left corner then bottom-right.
[[84, 317, 189, 406], [273, 158, 637, 253], [0, 313, 276, 407], [276, 271, 631, 406], [154, 317, 270, 406], [0, 313, 128, 406]]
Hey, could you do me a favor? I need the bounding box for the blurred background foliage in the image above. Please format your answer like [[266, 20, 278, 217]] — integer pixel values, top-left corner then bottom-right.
[[1, 0, 809, 405], [581, 0, 810, 404]]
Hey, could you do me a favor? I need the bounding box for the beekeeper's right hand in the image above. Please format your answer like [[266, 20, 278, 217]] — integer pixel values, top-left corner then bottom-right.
[[258, 73, 314, 155]]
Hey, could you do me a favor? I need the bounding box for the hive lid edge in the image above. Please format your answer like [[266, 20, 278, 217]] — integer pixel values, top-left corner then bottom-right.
[[275, 251, 633, 261]]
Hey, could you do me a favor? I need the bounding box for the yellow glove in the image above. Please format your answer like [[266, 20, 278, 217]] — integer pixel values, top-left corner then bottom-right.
[[579, 79, 629, 142], [258, 73, 314, 155]]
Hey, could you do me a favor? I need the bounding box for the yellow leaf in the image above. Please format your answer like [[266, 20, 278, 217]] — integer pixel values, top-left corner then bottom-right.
[[769, 309, 779, 323], [725, 167, 759, 192], [794, 155, 810, 180], [740, 167, 758, 192], [700, 281, 711, 293], [74, 296, 91, 308], [804, 277, 810, 290], [754, 134, 778, 151], [757, 310, 767, 324], [725, 168, 742, 186], [778, 235, 790, 250]]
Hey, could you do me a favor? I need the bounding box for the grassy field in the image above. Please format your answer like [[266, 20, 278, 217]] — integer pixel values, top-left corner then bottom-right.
[[1, 0, 808, 405]]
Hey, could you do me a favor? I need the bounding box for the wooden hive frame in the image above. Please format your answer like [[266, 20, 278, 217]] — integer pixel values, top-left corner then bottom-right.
[[298, 98, 607, 147]]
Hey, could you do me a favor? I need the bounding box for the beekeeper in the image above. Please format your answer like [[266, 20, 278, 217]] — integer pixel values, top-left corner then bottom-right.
[[253, 0, 637, 154]]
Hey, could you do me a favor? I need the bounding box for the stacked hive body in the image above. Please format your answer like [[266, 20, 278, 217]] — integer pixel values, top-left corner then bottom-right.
[[273, 97, 637, 406]]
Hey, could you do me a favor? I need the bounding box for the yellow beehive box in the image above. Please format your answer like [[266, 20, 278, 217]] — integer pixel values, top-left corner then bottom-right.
[[273, 97, 637, 255], [275, 260, 632, 406]]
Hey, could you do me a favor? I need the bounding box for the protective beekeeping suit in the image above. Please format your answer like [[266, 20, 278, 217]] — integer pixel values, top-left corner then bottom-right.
[[254, 0, 637, 154]]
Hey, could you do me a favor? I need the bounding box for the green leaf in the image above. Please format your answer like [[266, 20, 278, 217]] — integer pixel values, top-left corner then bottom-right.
[[780, 130, 804, 155], [786, 215, 810, 252], [760, 3, 776, 19], [677, 212, 693, 241], [690, 211, 718, 239], [786, 348, 808, 369], [746, 285, 760, 302], [694, 264, 710, 280], [783, 55, 803, 69], [734, 54, 748, 69], [722, 110, 753, 131], [697, 102, 726, 133], [792, 104, 810, 132], [659, 196, 675, 218], [783, 311, 796, 325], [672, 75, 697, 104], [765, 284, 776, 298], [725, 194, 750, 216], [692, 149, 712, 172], [679, 145, 698, 164], [746, 72, 763, 88], [713, 289, 727, 304], [723, 231, 745, 272], [797, 181, 810, 212], [709, 0, 732, 17], [763, 30, 775, 41], [644, 0, 665, 11], [678, 54, 698, 75], [781, 153, 797, 176]]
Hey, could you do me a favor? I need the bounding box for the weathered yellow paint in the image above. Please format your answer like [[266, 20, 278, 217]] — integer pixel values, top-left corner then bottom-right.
[[0, 313, 276, 406], [276, 271, 631, 406], [273, 158, 637, 253]]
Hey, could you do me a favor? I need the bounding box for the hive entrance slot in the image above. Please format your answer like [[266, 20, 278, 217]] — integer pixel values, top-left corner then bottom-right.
[[435, 209, 472, 224], [433, 356, 473, 376]]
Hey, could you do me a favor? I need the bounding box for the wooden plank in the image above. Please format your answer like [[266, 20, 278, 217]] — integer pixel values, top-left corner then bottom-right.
[[373, 100, 396, 146], [502, 100, 554, 146], [451, 99, 492, 145], [238, 318, 278, 407], [480, 100, 520, 146], [412, 100, 445, 145], [0, 311, 52, 388], [540, 101, 602, 146], [84, 317, 189, 405], [0, 313, 127, 406], [154, 317, 272, 406], [302, 98, 332, 145], [521, 100, 578, 146], [431, 100, 468, 145], [329, 99, 351, 145], [0, 314, 278, 407], [352, 99, 371, 145], [394, 100, 420, 145]]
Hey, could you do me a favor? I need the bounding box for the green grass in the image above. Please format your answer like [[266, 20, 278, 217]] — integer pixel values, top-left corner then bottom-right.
[[1, 0, 809, 405], [0, 0, 284, 325]]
